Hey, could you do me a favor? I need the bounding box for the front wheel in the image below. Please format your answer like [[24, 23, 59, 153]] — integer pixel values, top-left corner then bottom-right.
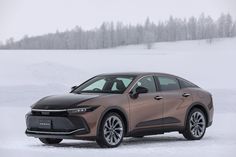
[[183, 108, 206, 140], [39, 138, 62, 144], [96, 112, 125, 148]]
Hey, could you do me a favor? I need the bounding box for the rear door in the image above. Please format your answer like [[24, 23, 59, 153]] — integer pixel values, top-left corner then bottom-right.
[[155, 75, 193, 126]]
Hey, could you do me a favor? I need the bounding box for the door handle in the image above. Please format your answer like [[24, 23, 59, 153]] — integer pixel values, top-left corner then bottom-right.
[[182, 93, 191, 97], [154, 96, 163, 100]]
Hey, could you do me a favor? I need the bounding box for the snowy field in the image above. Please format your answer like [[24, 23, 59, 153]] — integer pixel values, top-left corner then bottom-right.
[[0, 38, 236, 156]]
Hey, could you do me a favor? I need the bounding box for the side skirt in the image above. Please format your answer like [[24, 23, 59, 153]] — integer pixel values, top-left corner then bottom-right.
[[126, 126, 185, 137]]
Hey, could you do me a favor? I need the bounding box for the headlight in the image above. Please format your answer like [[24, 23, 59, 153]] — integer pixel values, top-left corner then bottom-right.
[[67, 106, 99, 114], [67, 107, 88, 114]]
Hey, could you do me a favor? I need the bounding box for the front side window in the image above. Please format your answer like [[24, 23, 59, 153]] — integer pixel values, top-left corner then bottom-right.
[[158, 76, 180, 91], [131, 76, 156, 93], [73, 75, 135, 94]]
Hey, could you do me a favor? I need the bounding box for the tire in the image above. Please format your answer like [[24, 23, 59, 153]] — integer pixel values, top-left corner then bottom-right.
[[96, 112, 125, 148], [39, 138, 62, 144], [183, 108, 206, 140]]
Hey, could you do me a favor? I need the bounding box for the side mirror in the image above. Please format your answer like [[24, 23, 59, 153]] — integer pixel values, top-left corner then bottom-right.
[[136, 86, 148, 94], [71, 86, 78, 92], [130, 86, 148, 99]]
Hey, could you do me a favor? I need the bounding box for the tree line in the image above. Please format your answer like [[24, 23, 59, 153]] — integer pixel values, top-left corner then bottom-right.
[[1, 13, 236, 49]]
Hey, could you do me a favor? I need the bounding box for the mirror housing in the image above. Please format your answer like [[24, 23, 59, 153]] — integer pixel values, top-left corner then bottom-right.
[[136, 86, 148, 94], [71, 86, 78, 92], [130, 86, 148, 99]]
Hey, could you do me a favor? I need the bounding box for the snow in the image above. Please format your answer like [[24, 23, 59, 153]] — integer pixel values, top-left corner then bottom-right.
[[0, 106, 236, 157], [0, 38, 236, 156]]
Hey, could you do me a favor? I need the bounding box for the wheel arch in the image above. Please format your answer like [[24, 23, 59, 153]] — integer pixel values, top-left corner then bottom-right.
[[96, 106, 129, 136], [184, 102, 209, 128]]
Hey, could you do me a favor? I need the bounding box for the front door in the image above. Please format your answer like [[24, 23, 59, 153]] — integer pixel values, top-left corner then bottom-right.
[[129, 76, 164, 131]]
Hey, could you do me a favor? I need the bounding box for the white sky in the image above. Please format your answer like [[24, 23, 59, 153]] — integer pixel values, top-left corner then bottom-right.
[[0, 0, 236, 43]]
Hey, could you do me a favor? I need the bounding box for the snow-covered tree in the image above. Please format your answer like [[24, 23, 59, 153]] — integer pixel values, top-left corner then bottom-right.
[[187, 17, 197, 40], [143, 18, 155, 49], [1, 13, 235, 49], [225, 14, 233, 37]]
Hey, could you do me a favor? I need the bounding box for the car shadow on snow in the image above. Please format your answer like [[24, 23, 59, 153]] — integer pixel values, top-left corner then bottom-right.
[[38, 136, 187, 149], [122, 136, 186, 146]]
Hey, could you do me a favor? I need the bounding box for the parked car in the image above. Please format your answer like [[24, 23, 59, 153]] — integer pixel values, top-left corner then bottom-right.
[[25, 72, 214, 148]]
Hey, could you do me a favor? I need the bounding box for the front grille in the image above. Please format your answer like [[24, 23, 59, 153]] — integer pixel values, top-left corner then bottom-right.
[[32, 111, 68, 116], [26, 114, 89, 133]]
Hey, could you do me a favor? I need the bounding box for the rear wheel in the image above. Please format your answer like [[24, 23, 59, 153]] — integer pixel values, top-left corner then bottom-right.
[[183, 108, 206, 140], [39, 138, 62, 144], [96, 112, 124, 148]]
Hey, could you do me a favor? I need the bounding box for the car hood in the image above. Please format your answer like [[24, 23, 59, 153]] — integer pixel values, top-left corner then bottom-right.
[[32, 93, 101, 110]]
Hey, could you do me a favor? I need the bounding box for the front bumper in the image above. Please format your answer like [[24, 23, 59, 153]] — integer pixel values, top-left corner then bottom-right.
[[25, 111, 90, 139]]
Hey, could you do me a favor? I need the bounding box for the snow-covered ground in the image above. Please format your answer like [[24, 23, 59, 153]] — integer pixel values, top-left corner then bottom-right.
[[0, 38, 236, 156]]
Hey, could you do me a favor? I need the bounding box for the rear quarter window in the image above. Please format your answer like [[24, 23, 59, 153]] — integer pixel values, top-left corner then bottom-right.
[[178, 78, 198, 88]]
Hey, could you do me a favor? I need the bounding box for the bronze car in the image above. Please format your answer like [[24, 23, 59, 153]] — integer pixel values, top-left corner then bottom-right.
[[25, 72, 214, 148]]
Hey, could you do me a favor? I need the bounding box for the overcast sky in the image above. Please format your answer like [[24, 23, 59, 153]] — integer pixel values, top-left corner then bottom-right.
[[0, 0, 236, 43]]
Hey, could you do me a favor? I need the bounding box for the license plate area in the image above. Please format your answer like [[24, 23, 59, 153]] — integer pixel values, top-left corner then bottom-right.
[[38, 119, 52, 129]]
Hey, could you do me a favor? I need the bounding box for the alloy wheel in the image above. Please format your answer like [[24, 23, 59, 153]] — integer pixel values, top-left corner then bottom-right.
[[189, 111, 206, 138], [103, 115, 124, 146]]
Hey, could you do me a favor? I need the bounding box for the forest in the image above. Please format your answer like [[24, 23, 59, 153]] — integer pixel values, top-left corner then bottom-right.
[[1, 13, 236, 49]]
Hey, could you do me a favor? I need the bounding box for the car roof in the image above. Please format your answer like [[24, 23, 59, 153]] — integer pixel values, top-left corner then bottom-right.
[[98, 72, 178, 77], [97, 72, 198, 88]]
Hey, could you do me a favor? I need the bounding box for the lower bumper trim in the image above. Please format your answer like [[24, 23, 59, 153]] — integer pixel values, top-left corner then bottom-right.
[[26, 128, 86, 135]]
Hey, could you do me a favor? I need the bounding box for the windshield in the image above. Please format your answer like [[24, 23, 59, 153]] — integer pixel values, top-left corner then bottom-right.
[[73, 75, 136, 94]]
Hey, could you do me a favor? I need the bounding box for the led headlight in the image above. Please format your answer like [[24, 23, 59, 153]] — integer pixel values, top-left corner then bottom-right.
[[67, 107, 88, 114], [67, 106, 99, 114]]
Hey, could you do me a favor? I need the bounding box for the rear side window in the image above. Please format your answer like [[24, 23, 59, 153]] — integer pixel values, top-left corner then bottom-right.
[[158, 76, 180, 91], [178, 78, 197, 88]]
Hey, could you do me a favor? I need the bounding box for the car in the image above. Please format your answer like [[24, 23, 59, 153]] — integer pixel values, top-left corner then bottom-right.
[[25, 72, 214, 148]]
